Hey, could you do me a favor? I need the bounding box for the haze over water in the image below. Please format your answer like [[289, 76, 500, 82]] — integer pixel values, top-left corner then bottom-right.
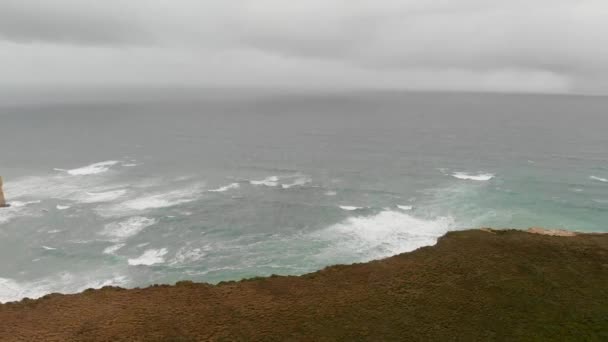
[[1, 89, 607, 303]]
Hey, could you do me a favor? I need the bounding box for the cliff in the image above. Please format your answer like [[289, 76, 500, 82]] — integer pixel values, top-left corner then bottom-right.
[[0, 176, 7, 207], [1, 229, 607, 341]]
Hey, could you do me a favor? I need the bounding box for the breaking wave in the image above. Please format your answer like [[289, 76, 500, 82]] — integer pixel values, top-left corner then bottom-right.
[[57, 161, 119, 176], [97, 185, 203, 217], [590, 175, 608, 183], [452, 172, 494, 181], [75, 189, 128, 204], [316, 210, 454, 263], [100, 216, 157, 241], [128, 248, 168, 266], [281, 177, 311, 189], [339, 205, 364, 211], [208, 183, 240, 192], [250, 176, 279, 187], [0, 273, 128, 304]]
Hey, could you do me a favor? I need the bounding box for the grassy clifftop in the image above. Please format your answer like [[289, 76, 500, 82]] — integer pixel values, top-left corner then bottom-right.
[[1, 229, 607, 341]]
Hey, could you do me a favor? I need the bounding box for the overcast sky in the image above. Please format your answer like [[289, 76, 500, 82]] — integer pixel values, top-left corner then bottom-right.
[[1, 0, 607, 94]]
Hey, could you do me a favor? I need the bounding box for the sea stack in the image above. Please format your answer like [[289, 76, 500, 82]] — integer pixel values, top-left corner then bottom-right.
[[0, 176, 8, 207]]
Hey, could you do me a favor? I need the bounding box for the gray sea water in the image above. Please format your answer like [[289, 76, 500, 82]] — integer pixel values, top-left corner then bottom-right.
[[1, 89, 607, 302]]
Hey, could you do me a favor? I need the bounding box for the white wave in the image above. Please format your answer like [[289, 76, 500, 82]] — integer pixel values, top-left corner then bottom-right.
[[208, 183, 240, 192], [3, 176, 82, 201], [41, 246, 56, 250], [100, 216, 156, 240], [9, 200, 41, 208], [103, 243, 126, 255], [0, 201, 42, 225], [452, 172, 494, 181], [590, 175, 608, 183], [76, 189, 127, 203], [315, 210, 454, 263], [170, 247, 207, 265], [121, 193, 195, 211], [339, 205, 363, 211], [122, 163, 138, 167], [98, 186, 202, 217], [250, 176, 279, 187], [61, 161, 119, 176], [281, 177, 311, 189], [128, 248, 168, 266], [56, 204, 71, 210], [0, 273, 128, 304], [397, 205, 413, 211], [324, 190, 337, 196]]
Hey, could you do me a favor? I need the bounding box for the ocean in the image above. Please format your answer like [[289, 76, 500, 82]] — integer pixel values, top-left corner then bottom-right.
[[1, 89, 607, 303]]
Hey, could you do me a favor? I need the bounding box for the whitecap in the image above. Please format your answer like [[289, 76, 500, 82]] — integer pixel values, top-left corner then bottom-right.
[[121, 189, 199, 210], [100, 216, 156, 240], [97, 186, 202, 217], [128, 248, 168, 266], [9, 200, 41, 208], [208, 183, 240, 192], [0, 274, 128, 304], [103, 243, 126, 255], [0, 201, 41, 225], [250, 176, 279, 187], [61, 161, 119, 176], [122, 163, 138, 167], [41, 246, 56, 251], [76, 189, 127, 204], [56, 205, 71, 210], [452, 172, 494, 181], [324, 190, 337, 196], [339, 205, 363, 211], [397, 205, 413, 211], [315, 210, 453, 262], [281, 177, 311, 189], [170, 247, 207, 265], [590, 175, 608, 183]]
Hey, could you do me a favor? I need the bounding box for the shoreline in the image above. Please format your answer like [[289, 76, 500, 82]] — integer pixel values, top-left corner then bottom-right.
[[1, 228, 607, 340], [0, 227, 594, 305]]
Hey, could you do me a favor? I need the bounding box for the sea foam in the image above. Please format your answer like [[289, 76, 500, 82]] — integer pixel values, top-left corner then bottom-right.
[[339, 205, 364, 211], [97, 186, 203, 217], [128, 248, 168, 266], [452, 172, 494, 181], [103, 243, 126, 255], [100, 216, 157, 240], [281, 177, 311, 189], [250, 176, 279, 187], [208, 183, 240, 192], [76, 189, 127, 203], [316, 210, 453, 263], [59, 161, 119, 176], [0, 273, 128, 304]]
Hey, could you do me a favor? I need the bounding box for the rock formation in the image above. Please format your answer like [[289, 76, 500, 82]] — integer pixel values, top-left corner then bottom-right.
[[0, 176, 7, 207]]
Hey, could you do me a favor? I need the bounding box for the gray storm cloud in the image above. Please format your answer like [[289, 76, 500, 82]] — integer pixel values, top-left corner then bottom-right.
[[1, 0, 607, 93]]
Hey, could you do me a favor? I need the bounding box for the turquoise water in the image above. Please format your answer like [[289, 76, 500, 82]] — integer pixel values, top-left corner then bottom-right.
[[1, 90, 607, 302]]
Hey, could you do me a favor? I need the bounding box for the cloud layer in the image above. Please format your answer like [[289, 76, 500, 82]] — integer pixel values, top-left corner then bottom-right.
[[1, 0, 607, 93]]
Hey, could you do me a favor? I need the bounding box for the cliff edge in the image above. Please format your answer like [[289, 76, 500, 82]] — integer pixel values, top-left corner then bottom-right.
[[1, 229, 607, 341]]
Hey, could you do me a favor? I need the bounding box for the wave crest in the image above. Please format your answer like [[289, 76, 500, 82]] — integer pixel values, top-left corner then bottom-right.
[[316, 210, 454, 263], [452, 172, 494, 181]]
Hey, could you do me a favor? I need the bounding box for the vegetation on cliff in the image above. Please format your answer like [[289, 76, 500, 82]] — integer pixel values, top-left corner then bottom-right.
[[1, 229, 607, 341]]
